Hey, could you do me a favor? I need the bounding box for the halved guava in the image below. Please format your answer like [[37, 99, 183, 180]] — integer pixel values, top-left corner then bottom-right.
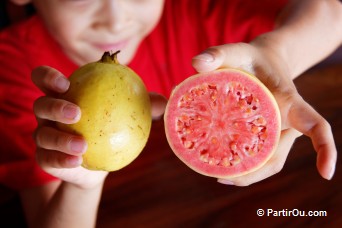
[[164, 69, 281, 178]]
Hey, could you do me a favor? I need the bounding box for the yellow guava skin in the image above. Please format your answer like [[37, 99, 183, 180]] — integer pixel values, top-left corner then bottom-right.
[[58, 52, 152, 171]]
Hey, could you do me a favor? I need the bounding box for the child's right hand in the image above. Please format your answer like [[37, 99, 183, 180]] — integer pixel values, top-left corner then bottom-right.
[[31, 66, 108, 189]]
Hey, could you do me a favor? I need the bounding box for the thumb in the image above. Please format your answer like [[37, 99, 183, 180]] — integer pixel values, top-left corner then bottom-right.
[[192, 43, 255, 73], [192, 48, 224, 73]]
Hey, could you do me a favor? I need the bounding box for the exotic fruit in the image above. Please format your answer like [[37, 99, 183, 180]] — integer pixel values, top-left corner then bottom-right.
[[58, 51, 152, 171], [164, 69, 281, 179]]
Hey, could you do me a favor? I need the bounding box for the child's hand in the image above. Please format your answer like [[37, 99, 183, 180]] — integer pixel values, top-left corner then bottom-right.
[[31, 66, 107, 189], [192, 43, 337, 186], [31, 66, 167, 189]]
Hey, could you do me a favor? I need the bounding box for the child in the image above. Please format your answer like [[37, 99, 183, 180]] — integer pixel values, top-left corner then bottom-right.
[[1, 0, 341, 227]]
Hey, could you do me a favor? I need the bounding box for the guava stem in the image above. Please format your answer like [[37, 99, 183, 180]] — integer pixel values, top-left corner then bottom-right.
[[100, 50, 121, 64]]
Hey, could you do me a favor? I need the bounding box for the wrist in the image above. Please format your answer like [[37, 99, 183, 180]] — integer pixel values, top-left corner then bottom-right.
[[250, 32, 295, 79], [252, 0, 342, 79], [37, 180, 104, 228]]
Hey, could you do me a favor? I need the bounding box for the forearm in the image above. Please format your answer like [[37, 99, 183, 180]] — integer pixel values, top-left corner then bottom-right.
[[252, 0, 342, 79], [38, 182, 104, 228]]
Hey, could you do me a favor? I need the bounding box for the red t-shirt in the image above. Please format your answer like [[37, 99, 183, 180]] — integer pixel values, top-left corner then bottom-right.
[[0, 0, 287, 190]]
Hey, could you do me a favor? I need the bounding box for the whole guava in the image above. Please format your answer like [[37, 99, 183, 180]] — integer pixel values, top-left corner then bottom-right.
[[58, 51, 152, 171]]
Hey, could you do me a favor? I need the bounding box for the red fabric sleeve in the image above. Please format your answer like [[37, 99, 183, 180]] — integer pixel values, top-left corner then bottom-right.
[[0, 17, 74, 191], [0, 38, 57, 191]]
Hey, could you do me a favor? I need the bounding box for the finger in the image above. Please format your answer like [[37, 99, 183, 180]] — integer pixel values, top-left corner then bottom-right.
[[36, 147, 83, 169], [218, 128, 302, 186], [35, 126, 87, 155], [33, 96, 81, 124], [192, 43, 255, 73], [149, 92, 167, 120], [31, 66, 70, 95], [287, 96, 337, 180]]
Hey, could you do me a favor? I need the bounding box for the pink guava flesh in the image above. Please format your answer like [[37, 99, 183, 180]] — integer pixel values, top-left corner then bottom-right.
[[164, 69, 281, 178]]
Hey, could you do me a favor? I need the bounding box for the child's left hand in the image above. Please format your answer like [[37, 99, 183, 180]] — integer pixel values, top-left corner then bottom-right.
[[192, 42, 337, 186]]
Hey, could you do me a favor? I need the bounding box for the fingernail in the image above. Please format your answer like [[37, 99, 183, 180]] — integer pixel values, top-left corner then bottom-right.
[[67, 156, 83, 166], [63, 104, 80, 120], [55, 76, 70, 92], [70, 138, 87, 154], [193, 52, 215, 62], [328, 165, 335, 180], [217, 179, 234, 185]]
